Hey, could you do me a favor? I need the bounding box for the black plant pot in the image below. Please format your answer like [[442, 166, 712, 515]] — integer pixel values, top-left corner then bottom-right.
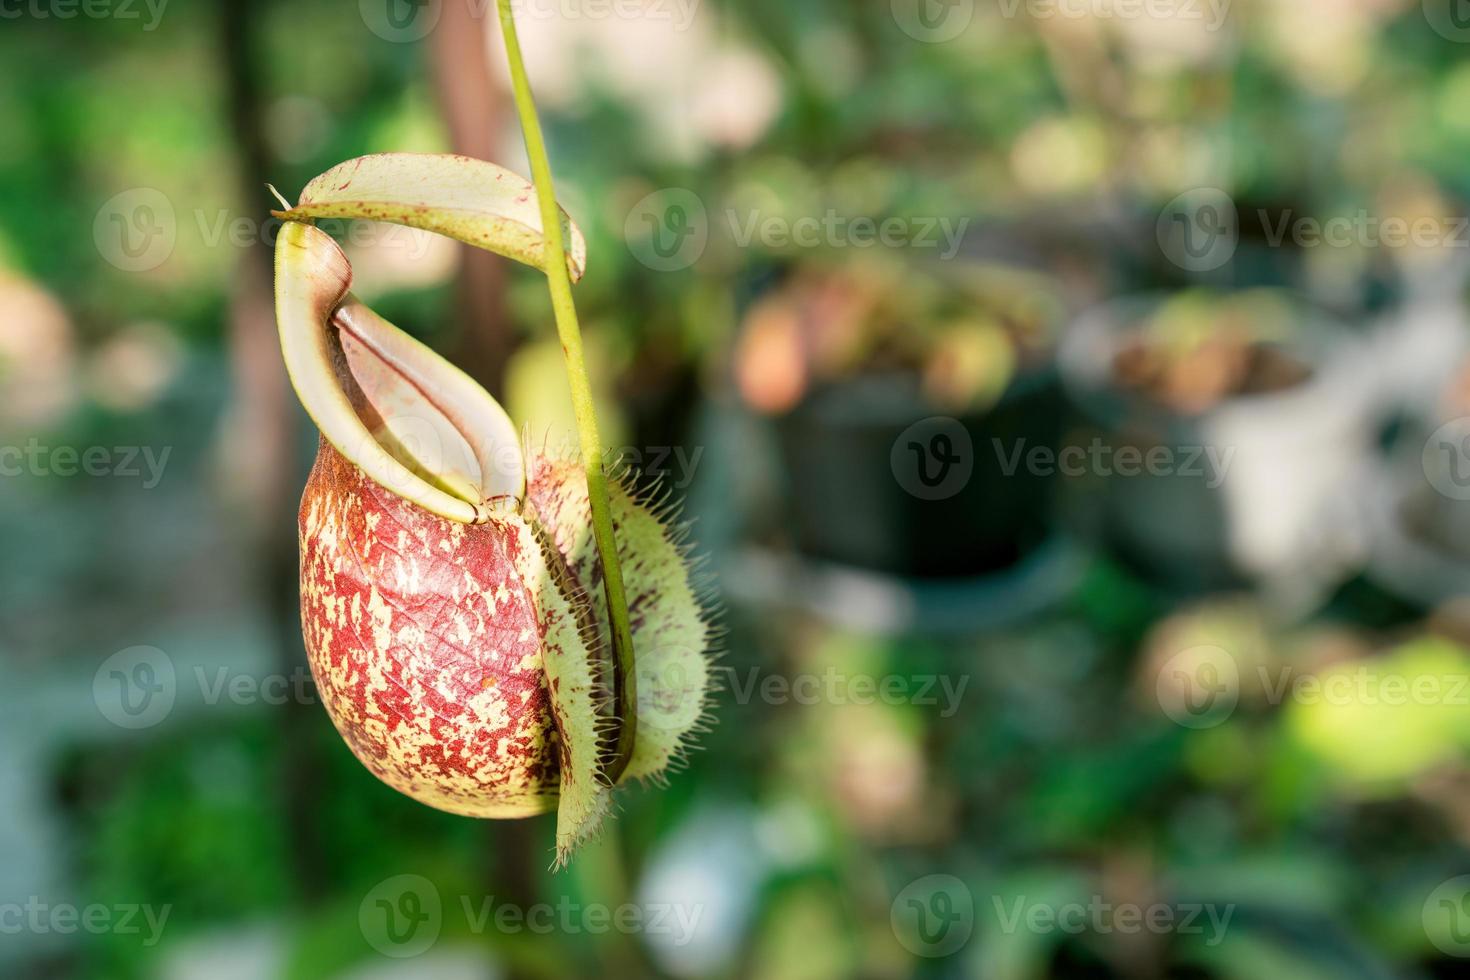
[[773, 370, 1066, 579]]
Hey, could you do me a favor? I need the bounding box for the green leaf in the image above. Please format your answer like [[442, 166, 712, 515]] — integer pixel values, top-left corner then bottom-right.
[[274, 153, 588, 281], [525, 454, 713, 784], [512, 516, 613, 865]]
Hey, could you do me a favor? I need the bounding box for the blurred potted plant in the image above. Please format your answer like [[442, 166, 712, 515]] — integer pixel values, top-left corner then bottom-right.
[[1059, 289, 1375, 599], [735, 256, 1068, 578]]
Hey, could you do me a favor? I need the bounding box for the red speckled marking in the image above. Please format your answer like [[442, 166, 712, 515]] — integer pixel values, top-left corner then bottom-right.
[[299, 439, 558, 816]]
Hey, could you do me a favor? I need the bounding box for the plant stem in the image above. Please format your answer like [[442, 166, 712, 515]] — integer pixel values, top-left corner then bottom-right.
[[495, 0, 638, 783]]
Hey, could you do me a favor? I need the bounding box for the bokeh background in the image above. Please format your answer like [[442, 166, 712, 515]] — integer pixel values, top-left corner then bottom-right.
[[6, 0, 1470, 977]]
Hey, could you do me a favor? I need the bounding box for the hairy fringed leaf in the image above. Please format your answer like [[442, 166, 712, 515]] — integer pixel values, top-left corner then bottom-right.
[[273, 153, 588, 281], [521, 517, 616, 864], [526, 454, 713, 782]]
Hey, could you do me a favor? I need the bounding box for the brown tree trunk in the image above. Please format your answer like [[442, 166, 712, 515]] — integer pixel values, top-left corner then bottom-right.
[[218, 0, 328, 901]]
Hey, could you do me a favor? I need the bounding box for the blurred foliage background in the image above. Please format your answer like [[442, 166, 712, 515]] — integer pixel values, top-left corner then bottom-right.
[[5, 0, 1470, 977]]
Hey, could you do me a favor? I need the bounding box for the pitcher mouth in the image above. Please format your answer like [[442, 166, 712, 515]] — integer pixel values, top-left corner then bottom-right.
[[275, 220, 524, 524]]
